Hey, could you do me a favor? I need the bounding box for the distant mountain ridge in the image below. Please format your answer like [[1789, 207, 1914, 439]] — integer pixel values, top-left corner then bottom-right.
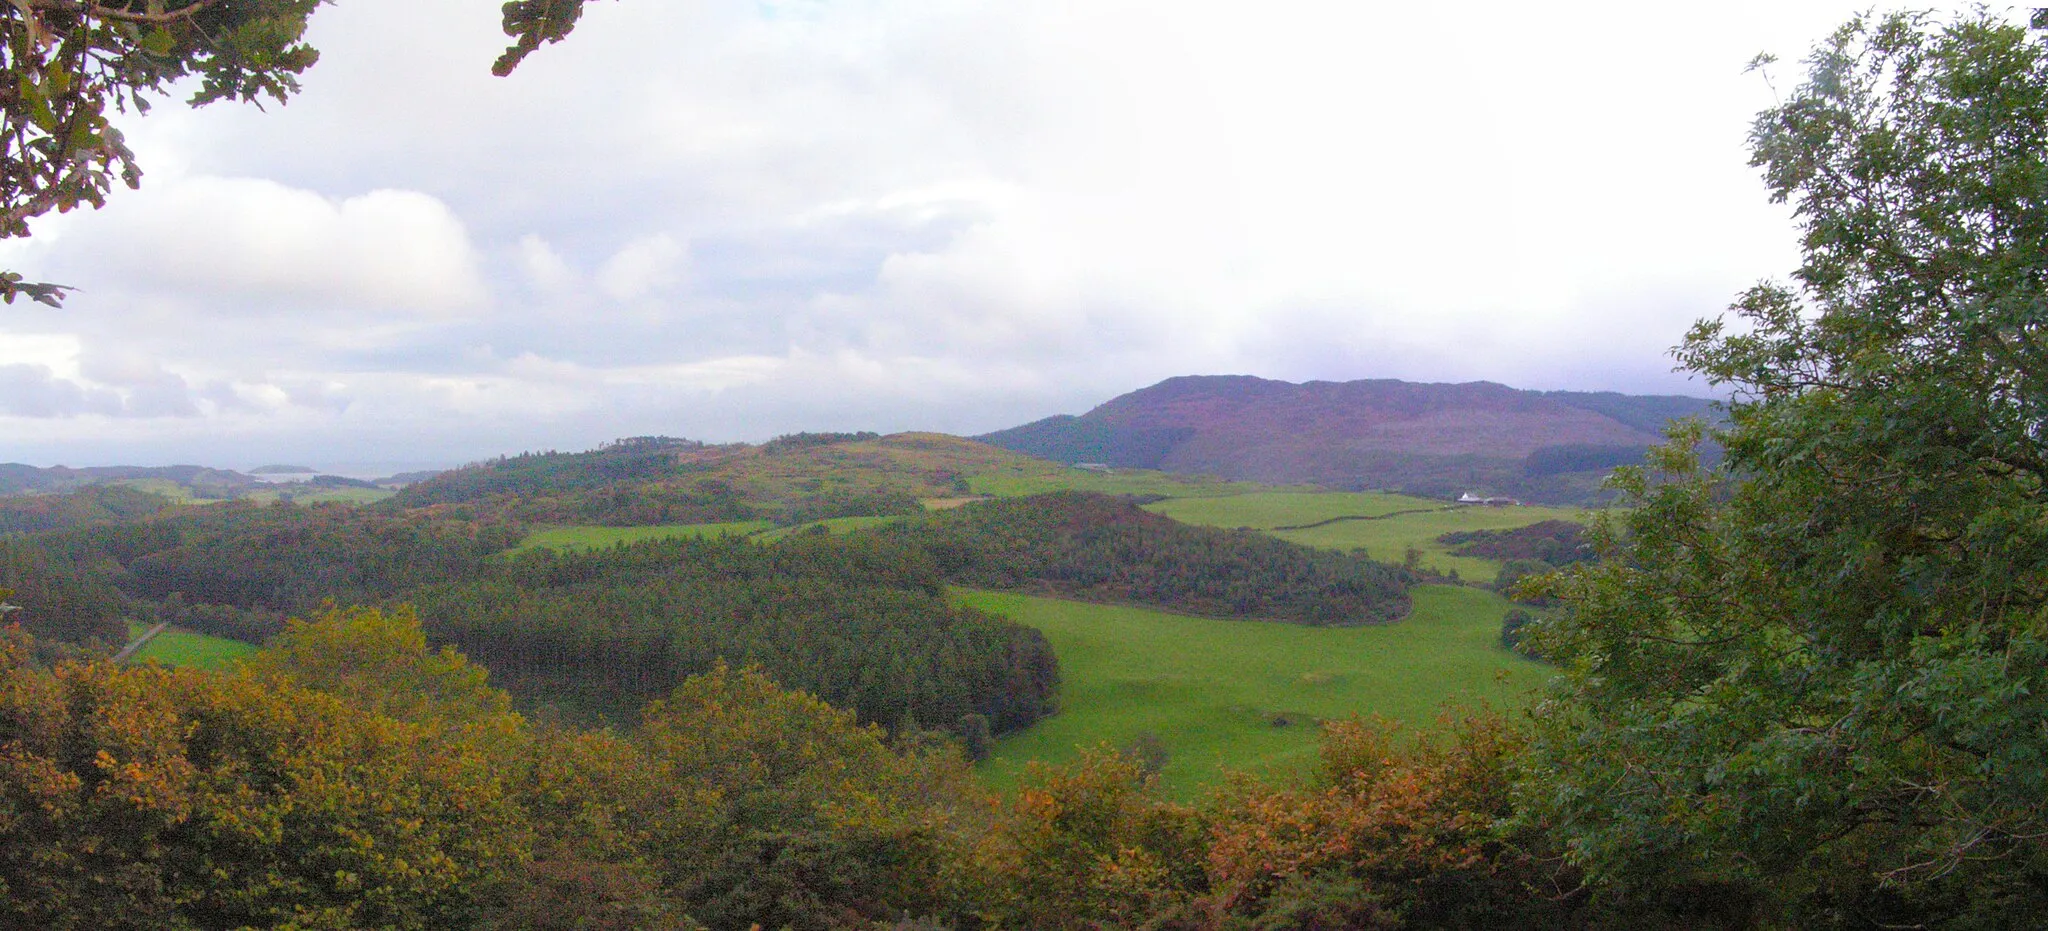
[[976, 375, 1718, 504], [0, 463, 438, 498]]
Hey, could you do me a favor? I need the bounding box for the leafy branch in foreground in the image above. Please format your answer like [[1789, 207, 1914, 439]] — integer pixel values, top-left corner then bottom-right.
[[1520, 11, 2048, 926], [0, 0, 613, 307]]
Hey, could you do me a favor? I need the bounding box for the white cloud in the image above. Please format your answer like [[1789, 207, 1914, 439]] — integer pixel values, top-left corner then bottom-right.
[[74, 177, 486, 314], [597, 234, 687, 302], [518, 234, 577, 293]]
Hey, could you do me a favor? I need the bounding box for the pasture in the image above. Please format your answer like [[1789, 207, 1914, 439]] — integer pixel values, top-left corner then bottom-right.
[[1144, 490, 1441, 530], [124, 621, 258, 671], [1268, 504, 1588, 579], [1145, 491, 1587, 579], [960, 585, 1551, 800]]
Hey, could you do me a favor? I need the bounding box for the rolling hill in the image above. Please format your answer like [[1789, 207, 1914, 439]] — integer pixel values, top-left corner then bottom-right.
[[977, 375, 1718, 503]]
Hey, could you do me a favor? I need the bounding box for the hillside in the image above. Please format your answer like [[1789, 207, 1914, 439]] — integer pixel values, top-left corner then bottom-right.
[[0, 462, 262, 498], [393, 430, 1250, 525], [978, 375, 1718, 503]]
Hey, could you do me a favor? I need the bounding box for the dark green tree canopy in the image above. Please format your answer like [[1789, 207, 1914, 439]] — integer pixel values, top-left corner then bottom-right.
[[1524, 11, 2048, 926]]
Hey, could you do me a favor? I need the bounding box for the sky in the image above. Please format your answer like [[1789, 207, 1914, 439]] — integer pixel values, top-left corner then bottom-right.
[[0, 0, 1999, 470]]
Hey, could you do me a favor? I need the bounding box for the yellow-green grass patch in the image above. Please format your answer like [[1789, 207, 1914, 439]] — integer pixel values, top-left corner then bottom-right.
[[107, 478, 213, 503], [124, 620, 258, 671], [1143, 490, 1444, 530], [960, 585, 1551, 801], [1268, 504, 1589, 579]]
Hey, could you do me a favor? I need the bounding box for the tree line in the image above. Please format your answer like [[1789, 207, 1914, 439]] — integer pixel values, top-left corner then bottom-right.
[[873, 491, 1415, 625]]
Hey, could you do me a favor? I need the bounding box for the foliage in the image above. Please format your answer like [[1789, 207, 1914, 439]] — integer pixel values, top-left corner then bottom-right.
[[87, 500, 514, 612], [1205, 710, 1578, 930], [638, 665, 982, 931], [0, 484, 177, 534], [0, 625, 532, 930], [411, 532, 1059, 733], [0, 0, 326, 305], [0, 0, 616, 306], [1521, 11, 2048, 926], [962, 747, 1209, 929], [884, 491, 1414, 625], [1438, 519, 1590, 566], [394, 432, 994, 526], [0, 537, 126, 645]]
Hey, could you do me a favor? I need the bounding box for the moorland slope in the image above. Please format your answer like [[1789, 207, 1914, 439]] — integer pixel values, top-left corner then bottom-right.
[[978, 375, 1717, 503]]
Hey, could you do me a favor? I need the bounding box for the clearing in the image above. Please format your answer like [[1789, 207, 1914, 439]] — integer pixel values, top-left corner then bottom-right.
[[123, 620, 258, 671]]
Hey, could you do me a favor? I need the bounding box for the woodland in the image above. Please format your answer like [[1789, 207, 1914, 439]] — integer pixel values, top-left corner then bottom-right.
[[2, 4, 2047, 930]]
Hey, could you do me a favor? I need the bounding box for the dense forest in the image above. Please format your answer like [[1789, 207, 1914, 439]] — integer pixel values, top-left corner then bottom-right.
[[410, 533, 1059, 731], [0, 497, 1061, 735], [877, 491, 1414, 625]]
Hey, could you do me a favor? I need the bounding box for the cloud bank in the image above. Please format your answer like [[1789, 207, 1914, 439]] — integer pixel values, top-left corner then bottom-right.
[[0, 0, 1980, 468]]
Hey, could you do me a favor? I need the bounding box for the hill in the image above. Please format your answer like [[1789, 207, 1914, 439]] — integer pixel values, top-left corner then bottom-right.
[[0, 462, 262, 499], [977, 375, 1719, 503], [393, 430, 1250, 525]]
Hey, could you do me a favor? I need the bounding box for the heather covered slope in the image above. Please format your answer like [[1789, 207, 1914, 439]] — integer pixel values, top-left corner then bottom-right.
[[979, 375, 1718, 503]]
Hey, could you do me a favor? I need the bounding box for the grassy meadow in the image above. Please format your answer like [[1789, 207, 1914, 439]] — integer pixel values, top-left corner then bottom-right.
[[248, 486, 397, 506], [1146, 491, 1587, 579], [124, 621, 258, 671], [1268, 505, 1588, 579], [1144, 490, 1441, 529], [961, 586, 1551, 800]]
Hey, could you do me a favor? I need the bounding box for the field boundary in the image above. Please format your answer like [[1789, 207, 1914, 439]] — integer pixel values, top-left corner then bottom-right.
[[1267, 505, 1464, 531]]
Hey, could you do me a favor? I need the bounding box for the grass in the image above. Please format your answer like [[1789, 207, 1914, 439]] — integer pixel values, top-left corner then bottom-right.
[[1144, 490, 1444, 530], [960, 586, 1551, 800], [241, 486, 397, 506], [1143, 491, 1588, 579], [1267, 505, 1589, 579], [124, 620, 258, 671], [108, 478, 213, 503], [514, 521, 773, 552]]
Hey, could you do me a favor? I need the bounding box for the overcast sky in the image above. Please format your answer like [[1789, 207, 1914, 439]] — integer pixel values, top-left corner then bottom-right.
[[0, 0, 1999, 470]]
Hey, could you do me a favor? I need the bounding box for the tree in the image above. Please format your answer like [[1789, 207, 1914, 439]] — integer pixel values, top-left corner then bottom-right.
[[0, 0, 606, 306], [0, 629, 532, 929], [1521, 11, 2048, 926]]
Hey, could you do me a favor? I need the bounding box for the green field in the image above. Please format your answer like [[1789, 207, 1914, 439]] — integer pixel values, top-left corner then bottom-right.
[[514, 520, 773, 552], [1144, 492, 1586, 579], [124, 621, 258, 671], [960, 586, 1551, 800], [250, 486, 397, 506], [1268, 505, 1587, 579], [107, 478, 214, 503], [1144, 490, 1442, 530]]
